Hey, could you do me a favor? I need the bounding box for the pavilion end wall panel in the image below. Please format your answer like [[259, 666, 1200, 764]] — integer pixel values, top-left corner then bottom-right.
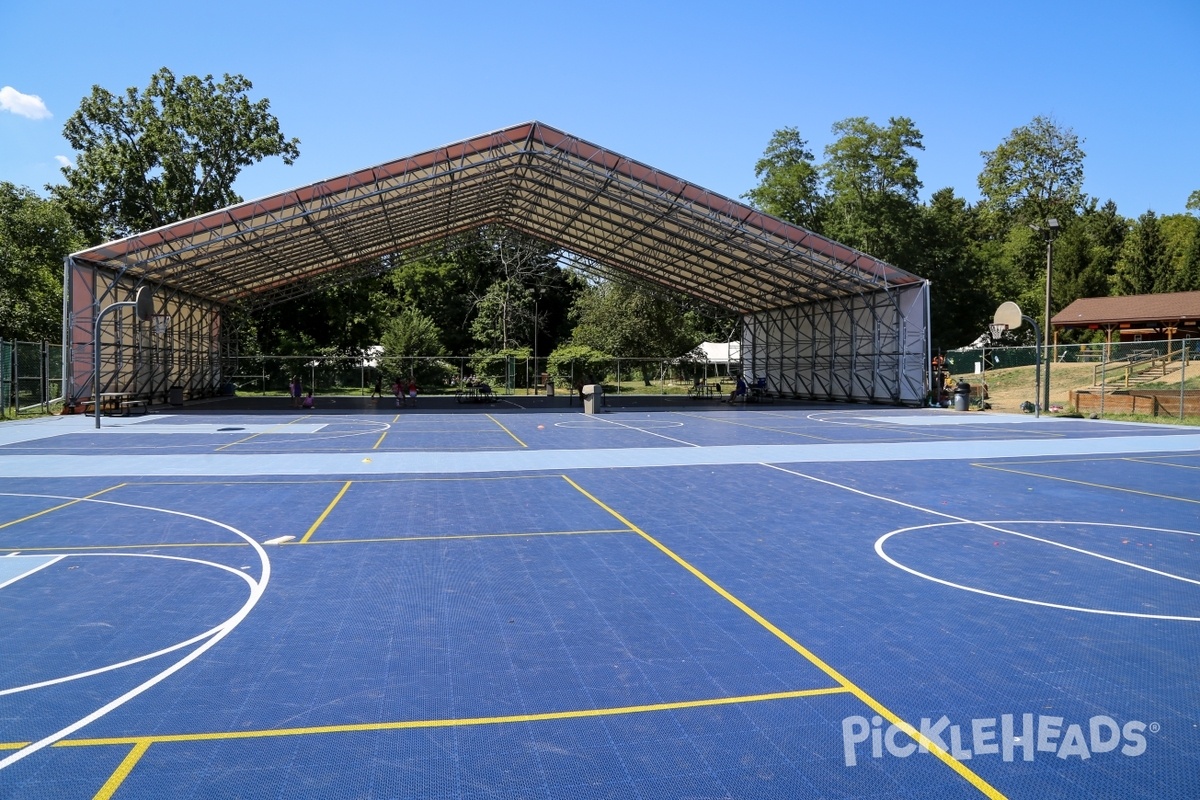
[[743, 282, 928, 406], [65, 258, 224, 407]]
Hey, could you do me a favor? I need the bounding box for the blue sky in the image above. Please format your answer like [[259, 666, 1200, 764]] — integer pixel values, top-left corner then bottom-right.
[[2, 0, 1197, 219]]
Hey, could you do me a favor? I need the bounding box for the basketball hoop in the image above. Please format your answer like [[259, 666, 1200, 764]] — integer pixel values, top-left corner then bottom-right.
[[988, 322, 1008, 341]]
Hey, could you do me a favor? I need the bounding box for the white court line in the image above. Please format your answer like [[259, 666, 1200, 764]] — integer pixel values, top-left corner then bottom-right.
[[875, 521, 1200, 622], [100, 423, 329, 434], [0, 494, 270, 771], [589, 414, 702, 447], [760, 464, 1200, 621]]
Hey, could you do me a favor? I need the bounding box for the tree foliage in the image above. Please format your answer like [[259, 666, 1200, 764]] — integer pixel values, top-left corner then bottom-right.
[[978, 115, 1085, 227], [742, 127, 825, 231], [821, 116, 924, 265], [0, 183, 83, 340], [52, 67, 299, 242], [1113, 211, 1168, 296]]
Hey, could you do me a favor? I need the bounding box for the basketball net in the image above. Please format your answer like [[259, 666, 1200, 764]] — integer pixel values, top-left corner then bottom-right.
[[988, 322, 1007, 341]]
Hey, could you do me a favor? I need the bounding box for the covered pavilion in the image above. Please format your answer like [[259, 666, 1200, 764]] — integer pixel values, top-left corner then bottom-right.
[[1052, 291, 1200, 346], [63, 122, 930, 408]]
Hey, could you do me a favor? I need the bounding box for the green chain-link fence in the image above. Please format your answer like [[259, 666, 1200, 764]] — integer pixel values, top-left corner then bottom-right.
[[1, 340, 64, 418]]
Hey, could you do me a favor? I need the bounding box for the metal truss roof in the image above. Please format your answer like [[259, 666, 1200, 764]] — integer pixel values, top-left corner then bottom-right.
[[69, 121, 924, 312]]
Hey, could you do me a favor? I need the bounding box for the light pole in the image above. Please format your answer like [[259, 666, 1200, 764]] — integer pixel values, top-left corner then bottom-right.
[[1041, 217, 1060, 411]]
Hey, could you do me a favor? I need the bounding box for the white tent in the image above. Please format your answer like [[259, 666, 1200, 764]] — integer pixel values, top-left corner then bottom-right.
[[683, 341, 741, 378]]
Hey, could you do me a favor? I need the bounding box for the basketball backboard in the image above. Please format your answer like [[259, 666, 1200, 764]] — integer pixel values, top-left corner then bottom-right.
[[994, 301, 1022, 330]]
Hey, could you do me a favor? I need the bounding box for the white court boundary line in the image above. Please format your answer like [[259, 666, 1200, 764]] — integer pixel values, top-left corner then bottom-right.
[[0, 552, 257, 696], [0, 493, 270, 771], [761, 464, 1200, 622], [875, 520, 1200, 622], [588, 414, 701, 447]]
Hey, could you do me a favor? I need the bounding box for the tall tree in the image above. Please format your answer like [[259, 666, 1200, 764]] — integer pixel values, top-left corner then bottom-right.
[[1052, 218, 1108, 317], [466, 227, 560, 351], [1080, 199, 1127, 292], [1113, 211, 1168, 295], [742, 127, 826, 231], [917, 188, 990, 349], [821, 116, 924, 266], [978, 115, 1085, 227], [0, 182, 83, 340], [1159, 214, 1200, 293], [569, 280, 705, 383], [1181, 224, 1200, 292], [52, 67, 300, 242]]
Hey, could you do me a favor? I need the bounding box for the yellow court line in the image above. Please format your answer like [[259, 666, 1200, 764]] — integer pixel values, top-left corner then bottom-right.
[[973, 463, 1200, 505], [392, 414, 400, 423], [289, 529, 634, 546], [40, 687, 847, 752], [214, 415, 309, 452], [1, 529, 634, 554], [0, 484, 126, 531], [92, 740, 151, 800], [299, 481, 352, 543], [372, 430, 388, 449], [560, 475, 1006, 800], [486, 414, 527, 447]]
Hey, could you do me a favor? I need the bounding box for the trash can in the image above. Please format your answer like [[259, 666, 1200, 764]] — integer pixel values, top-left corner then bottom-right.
[[169, 385, 184, 406], [545, 377, 554, 397], [952, 380, 970, 412], [582, 384, 602, 414]]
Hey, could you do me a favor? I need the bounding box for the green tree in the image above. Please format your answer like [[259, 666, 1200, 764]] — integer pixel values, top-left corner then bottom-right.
[[1052, 218, 1108, 328], [821, 116, 924, 266], [249, 277, 385, 356], [917, 188, 991, 349], [1079, 199, 1127, 293], [52, 67, 300, 242], [379, 239, 498, 356], [381, 307, 444, 358], [0, 183, 84, 340], [1181, 226, 1200, 292], [463, 227, 560, 351], [978, 115, 1085, 227], [569, 281, 704, 384], [1113, 211, 1168, 295], [742, 127, 826, 231], [1159, 214, 1200, 293]]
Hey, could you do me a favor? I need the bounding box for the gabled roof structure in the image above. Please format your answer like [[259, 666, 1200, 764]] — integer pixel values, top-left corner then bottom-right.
[[65, 121, 931, 408], [68, 121, 921, 314], [1052, 291, 1200, 335]]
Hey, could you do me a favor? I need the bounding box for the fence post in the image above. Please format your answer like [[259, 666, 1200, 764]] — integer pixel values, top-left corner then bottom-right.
[[1182, 336, 1189, 422], [41, 341, 50, 412]]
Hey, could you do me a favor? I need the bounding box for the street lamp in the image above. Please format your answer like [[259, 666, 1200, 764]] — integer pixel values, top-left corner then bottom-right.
[[1041, 217, 1060, 411]]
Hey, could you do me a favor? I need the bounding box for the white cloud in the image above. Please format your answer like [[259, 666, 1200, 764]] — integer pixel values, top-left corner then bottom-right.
[[0, 86, 52, 120], [55, 155, 72, 168]]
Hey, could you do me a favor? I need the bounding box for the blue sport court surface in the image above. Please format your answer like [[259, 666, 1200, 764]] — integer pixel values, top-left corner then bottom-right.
[[2, 397, 1199, 798]]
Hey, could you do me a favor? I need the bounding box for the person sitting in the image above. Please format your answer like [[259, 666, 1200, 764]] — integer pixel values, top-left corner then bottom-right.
[[728, 374, 747, 403], [301, 391, 314, 409]]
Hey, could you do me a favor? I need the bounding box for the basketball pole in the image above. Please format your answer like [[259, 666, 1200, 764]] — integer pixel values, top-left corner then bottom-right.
[[93, 287, 154, 429]]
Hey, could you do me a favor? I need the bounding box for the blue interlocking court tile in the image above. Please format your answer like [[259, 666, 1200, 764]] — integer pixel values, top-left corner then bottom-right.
[[2, 404, 1199, 798]]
